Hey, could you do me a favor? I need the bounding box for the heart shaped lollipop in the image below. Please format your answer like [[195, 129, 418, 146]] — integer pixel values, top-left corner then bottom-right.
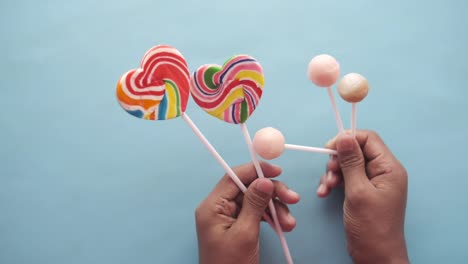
[[116, 45, 190, 120], [190, 55, 264, 124]]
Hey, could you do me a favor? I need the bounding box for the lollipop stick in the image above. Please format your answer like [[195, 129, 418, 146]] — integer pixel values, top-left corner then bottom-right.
[[285, 144, 337, 155], [327, 87, 344, 133], [240, 123, 293, 264], [351, 103, 357, 138], [181, 113, 276, 227]]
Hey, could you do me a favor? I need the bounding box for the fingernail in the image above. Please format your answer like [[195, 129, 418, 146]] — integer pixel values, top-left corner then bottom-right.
[[327, 171, 334, 182], [272, 164, 282, 171], [255, 178, 273, 194], [288, 189, 299, 197], [317, 184, 326, 195], [337, 134, 355, 153]]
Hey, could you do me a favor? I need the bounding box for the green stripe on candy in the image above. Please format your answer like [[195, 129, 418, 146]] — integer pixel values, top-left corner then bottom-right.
[[204, 66, 221, 90], [240, 100, 248, 123]]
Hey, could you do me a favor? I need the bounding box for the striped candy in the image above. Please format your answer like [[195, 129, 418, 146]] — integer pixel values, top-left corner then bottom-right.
[[116, 45, 190, 120], [190, 55, 264, 124]]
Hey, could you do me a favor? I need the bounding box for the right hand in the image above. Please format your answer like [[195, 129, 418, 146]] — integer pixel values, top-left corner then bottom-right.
[[318, 131, 409, 264]]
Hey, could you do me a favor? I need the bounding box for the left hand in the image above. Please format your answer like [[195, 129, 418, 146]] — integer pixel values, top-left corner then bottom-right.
[[195, 162, 300, 264]]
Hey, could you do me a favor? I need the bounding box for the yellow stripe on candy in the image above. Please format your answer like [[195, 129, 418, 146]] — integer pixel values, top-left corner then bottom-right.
[[207, 85, 245, 119], [234, 70, 265, 87], [165, 82, 178, 119]]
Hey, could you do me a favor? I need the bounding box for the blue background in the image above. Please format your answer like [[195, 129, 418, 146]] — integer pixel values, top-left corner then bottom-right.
[[1, 0, 467, 263]]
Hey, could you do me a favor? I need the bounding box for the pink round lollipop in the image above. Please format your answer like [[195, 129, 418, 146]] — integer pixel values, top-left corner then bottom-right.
[[307, 54, 340, 87], [253, 127, 285, 160]]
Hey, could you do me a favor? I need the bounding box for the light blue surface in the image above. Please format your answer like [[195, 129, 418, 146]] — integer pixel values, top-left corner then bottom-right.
[[1, 0, 467, 263]]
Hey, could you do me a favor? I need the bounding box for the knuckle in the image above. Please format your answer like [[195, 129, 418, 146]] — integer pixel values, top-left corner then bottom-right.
[[340, 154, 365, 170], [195, 204, 204, 221], [213, 197, 235, 216], [245, 191, 268, 210], [367, 130, 379, 139], [246, 193, 266, 209], [195, 200, 210, 224]]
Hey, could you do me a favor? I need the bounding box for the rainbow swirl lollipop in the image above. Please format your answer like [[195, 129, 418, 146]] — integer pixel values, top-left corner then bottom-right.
[[190, 55, 264, 124], [116, 45, 190, 120]]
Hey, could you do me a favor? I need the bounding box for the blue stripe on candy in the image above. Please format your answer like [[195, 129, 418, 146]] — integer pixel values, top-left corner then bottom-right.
[[126, 109, 144, 118], [193, 71, 205, 95], [244, 89, 256, 110], [219, 58, 256, 82], [231, 103, 238, 124], [194, 59, 257, 97], [158, 92, 168, 120]]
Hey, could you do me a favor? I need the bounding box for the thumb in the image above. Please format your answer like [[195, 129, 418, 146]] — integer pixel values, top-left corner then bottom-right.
[[236, 178, 274, 232], [336, 134, 370, 192]]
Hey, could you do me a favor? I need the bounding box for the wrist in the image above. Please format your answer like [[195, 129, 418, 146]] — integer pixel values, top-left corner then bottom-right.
[[352, 236, 409, 264]]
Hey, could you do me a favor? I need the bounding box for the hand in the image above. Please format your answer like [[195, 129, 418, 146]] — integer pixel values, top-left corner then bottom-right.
[[195, 162, 300, 264], [318, 131, 409, 264]]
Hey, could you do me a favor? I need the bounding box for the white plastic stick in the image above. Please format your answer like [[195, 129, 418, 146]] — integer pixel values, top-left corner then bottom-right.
[[240, 123, 293, 264], [285, 144, 337, 155], [327, 86, 344, 133], [181, 113, 276, 227], [352, 103, 357, 138]]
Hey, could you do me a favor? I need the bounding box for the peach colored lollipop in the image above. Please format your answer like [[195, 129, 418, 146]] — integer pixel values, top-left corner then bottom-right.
[[253, 127, 337, 160], [307, 55, 344, 132], [337, 73, 369, 137]]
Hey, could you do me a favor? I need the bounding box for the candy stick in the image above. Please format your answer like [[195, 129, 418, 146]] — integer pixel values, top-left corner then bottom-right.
[[351, 103, 357, 137], [284, 144, 337, 155], [307, 54, 344, 132], [327, 86, 345, 132], [181, 113, 276, 228], [240, 123, 293, 264], [337, 73, 370, 138], [253, 127, 336, 160]]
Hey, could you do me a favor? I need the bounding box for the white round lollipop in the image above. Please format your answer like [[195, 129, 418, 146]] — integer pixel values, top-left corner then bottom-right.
[[337, 73, 370, 136]]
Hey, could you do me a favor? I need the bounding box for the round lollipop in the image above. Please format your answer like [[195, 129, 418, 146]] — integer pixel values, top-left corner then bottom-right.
[[191, 55, 293, 264], [253, 127, 286, 160], [338, 73, 369, 137], [253, 127, 337, 160], [307, 54, 344, 132]]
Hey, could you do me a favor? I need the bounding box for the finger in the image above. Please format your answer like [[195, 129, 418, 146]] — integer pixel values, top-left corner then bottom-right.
[[233, 181, 300, 208], [335, 134, 373, 194], [211, 162, 282, 200], [317, 174, 331, 198], [234, 178, 274, 234], [327, 155, 341, 173], [273, 200, 296, 232], [272, 180, 300, 204], [325, 170, 343, 189], [327, 130, 402, 180]]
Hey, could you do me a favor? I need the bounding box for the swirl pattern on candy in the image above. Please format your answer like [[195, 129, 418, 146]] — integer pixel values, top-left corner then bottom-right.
[[116, 45, 190, 120], [190, 55, 264, 124]]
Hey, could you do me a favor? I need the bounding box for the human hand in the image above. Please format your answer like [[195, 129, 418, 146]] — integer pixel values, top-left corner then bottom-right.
[[196, 162, 300, 264], [318, 131, 409, 264]]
